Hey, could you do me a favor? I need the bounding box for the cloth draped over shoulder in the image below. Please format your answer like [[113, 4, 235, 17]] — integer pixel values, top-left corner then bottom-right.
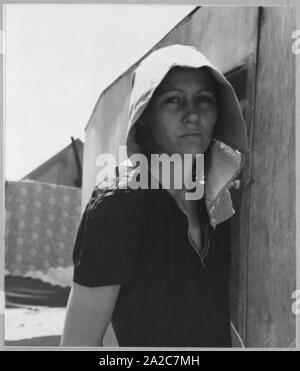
[[118, 44, 248, 228]]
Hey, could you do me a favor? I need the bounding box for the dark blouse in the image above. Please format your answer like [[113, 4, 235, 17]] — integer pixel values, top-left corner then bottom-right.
[[72, 183, 232, 348]]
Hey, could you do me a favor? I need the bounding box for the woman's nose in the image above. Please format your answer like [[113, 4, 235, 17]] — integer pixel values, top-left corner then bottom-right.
[[183, 101, 200, 125]]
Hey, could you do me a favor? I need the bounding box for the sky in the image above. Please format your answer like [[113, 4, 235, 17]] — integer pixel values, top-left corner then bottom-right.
[[4, 4, 195, 181]]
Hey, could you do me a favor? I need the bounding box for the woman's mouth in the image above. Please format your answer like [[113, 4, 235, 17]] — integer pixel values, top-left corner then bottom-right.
[[180, 133, 202, 138]]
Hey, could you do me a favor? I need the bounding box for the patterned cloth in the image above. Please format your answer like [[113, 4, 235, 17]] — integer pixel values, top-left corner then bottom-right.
[[5, 180, 82, 287]]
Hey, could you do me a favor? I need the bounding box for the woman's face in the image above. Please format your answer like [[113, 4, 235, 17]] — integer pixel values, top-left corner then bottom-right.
[[142, 67, 218, 156]]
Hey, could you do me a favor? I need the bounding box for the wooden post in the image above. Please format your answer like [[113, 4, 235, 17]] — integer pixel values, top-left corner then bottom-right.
[[247, 7, 296, 347]]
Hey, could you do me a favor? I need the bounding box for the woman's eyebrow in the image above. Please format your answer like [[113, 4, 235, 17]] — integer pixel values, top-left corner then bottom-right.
[[157, 88, 216, 96]]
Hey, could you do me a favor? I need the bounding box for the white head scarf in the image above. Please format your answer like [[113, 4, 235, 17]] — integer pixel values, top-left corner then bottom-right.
[[119, 44, 248, 228]]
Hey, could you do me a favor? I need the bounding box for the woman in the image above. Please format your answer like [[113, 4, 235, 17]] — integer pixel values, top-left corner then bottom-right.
[[61, 44, 247, 347]]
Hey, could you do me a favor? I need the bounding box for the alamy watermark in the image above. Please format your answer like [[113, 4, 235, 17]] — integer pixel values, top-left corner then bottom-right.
[[95, 146, 205, 200]]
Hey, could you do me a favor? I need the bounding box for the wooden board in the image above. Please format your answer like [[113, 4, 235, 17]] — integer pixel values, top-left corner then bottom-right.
[[226, 57, 259, 343], [247, 7, 296, 347]]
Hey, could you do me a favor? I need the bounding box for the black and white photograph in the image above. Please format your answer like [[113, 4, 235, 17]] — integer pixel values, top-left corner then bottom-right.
[[1, 1, 299, 351]]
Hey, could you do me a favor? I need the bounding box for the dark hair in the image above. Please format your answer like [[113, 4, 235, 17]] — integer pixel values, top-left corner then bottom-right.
[[134, 118, 155, 159]]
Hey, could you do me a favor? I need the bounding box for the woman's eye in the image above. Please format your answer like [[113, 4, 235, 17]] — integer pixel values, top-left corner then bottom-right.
[[165, 97, 180, 104], [196, 96, 213, 103]]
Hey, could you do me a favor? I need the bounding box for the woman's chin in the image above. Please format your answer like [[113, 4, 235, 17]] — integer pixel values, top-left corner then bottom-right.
[[179, 137, 210, 155], [180, 146, 205, 156]]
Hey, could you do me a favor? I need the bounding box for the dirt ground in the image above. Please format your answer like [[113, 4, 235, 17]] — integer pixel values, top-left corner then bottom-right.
[[5, 306, 66, 347], [4, 276, 70, 347]]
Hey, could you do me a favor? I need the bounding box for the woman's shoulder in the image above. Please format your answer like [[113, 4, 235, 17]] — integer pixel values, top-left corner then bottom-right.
[[85, 174, 151, 221], [73, 174, 151, 288]]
